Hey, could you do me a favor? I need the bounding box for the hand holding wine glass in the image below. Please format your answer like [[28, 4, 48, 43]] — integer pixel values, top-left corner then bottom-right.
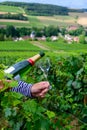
[[39, 58, 52, 89]]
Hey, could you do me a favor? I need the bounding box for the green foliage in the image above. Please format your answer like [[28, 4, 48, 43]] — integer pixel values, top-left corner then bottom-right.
[[44, 25, 59, 37], [0, 3, 85, 28], [0, 5, 23, 13], [0, 25, 59, 39], [0, 13, 28, 21], [0, 40, 40, 51], [27, 54, 87, 128], [1, 2, 69, 16], [6, 25, 17, 37], [0, 39, 87, 66], [68, 26, 84, 36], [79, 35, 87, 44], [0, 33, 5, 41], [0, 54, 87, 129]]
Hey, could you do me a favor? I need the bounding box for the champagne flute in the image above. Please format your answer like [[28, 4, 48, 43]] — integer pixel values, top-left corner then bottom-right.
[[39, 58, 52, 89]]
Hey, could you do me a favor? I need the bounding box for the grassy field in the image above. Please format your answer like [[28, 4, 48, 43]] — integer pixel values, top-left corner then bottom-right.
[[0, 40, 41, 65], [37, 15, 77, 27], [0, 40, 87, 57], [69, 12, 87, 27], [0, 5, 87, 27], [0, 13, 85, 28], [0, 4, 87, 58], [0, 20, 30, 27], [40, 41, 87, 53], [0, 40, 40, 51], [0, 14, 78, 28], [27, 16, 44, 27], [0, 39, 87, 66], [0, 5, 24, 13]]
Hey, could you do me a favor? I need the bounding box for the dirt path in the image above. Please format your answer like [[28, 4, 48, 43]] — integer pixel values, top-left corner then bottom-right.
[[30, 41, 65, 54], [30, 41, 50, 50]]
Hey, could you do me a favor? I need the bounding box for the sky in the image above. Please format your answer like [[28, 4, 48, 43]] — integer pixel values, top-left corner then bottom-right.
[[0, 0, 87, 9]]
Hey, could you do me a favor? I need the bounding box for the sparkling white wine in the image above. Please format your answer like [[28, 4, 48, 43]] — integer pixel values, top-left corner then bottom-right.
[[4, 51, 45, 80]]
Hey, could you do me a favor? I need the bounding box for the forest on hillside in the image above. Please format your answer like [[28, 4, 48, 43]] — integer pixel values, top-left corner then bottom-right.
[[1, 1, 86, 16]]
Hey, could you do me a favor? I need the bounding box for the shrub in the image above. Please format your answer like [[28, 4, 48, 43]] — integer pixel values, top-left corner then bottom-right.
[[0, 53, 87, 129]]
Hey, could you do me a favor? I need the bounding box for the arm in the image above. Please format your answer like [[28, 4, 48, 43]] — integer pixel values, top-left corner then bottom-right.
[[12, 80, 50, 98], [11, 81, 33, 97], [0, 80, 50, 98]]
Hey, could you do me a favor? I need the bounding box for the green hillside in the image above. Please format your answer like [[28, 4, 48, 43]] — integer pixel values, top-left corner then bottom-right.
[[1, 1, 69, 16], [0, 3, 86, 28], [0, 5, 23, 13]]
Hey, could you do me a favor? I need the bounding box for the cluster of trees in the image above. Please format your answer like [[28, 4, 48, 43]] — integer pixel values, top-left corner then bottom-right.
[[67, 26, 85, 36], [1, 1, 69, 16], [0, 25, 60, 41], [24, 3, 68, 16], [0, 13, 28, 21], [69, 8, 85, 13], [0, 25, 86, 44]]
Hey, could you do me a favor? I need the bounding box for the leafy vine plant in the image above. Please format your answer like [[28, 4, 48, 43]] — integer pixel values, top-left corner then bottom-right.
[[0, 53, 87, 129]]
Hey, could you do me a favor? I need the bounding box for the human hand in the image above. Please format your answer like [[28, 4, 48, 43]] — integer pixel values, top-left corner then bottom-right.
[[0, 80, 4, 90], [30, 81, 50, 98], [0, 80, 11, 90]]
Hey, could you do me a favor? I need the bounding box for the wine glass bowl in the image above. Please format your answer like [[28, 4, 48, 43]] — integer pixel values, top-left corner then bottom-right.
[[39, 58, 52, 89], [39, 58, 50, 77]]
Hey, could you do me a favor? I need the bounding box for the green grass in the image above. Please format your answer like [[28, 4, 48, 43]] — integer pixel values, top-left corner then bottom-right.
[[27, 14, 77, 28], [37, 15, 77, 27], [0, 5, 24, 13], [0, 40, 87, 65], [54, 15, 73, 19], [28, 15, 77, 27], [0, 16, 43, 28], [27, 16, 44, 27], [40, 40, 87, 54], [0, 40, 40, 51], [0, 40, 42, 65], [0, 40, 87, 58], [38, 20, 73, 27], [0, 21, 30, 28]]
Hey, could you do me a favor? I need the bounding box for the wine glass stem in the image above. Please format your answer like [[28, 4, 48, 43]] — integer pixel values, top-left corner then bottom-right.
[[43, 72, 48, 80], [43, 72, 52, 89]]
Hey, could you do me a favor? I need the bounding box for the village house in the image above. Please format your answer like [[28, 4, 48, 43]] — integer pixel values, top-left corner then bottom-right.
[[36, 36, 46, 41], [67, 25, 78, 31], [30, 31, 35, 39], [64, 34, 79, 43], [73, 36, 79, 42], [64, 34, 73, 43], [51, 36, 58, 41], [22, 35, 30, 40], [13, 37, 24, 41]]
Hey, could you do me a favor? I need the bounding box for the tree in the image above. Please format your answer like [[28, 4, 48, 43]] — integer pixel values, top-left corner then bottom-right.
[[17, 27, 31, 36], [79, 35, 86, 44], [45, 26, 59, 37], [0, 33, 4, 41], [60, 28, 67, 35], [6, 25, 17, 37], [34, 28, 44, 37], [68, 26, 84, 36], [0, 28, 5, 35]]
